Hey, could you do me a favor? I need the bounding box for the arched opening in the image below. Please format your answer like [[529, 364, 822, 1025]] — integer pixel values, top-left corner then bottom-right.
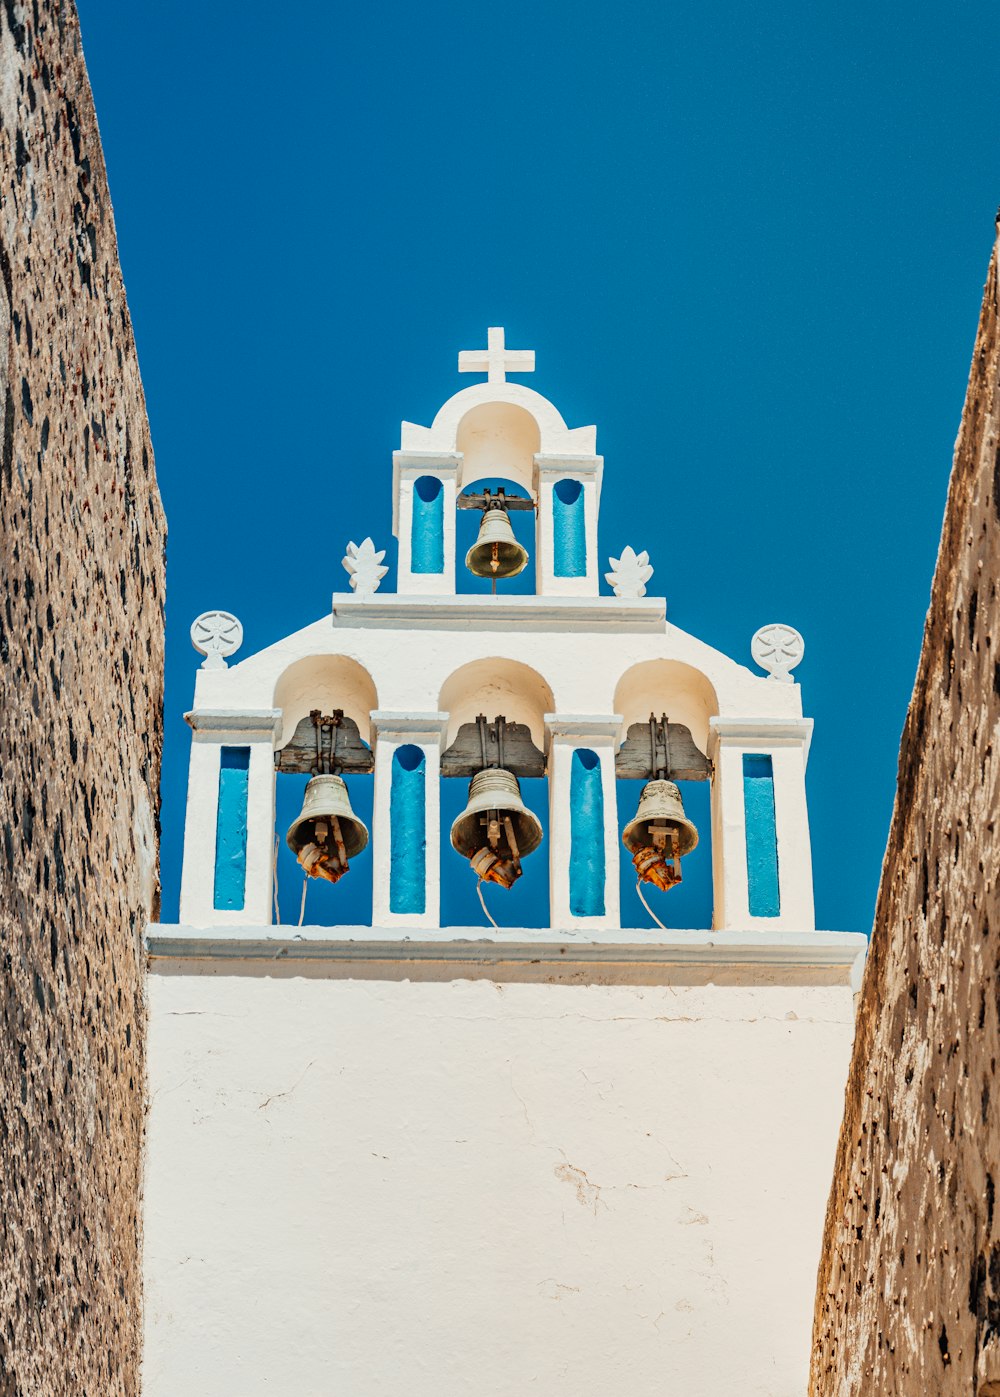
[[456, 477, 536, 596], [613, 659, 718, 754], [613, 660, 719, 931], [456, 401, 541, 494], [273, 655, 378, 748], [552, 478, 586, 578], [439, 658, 554, 752], [411, 475, 445, 575], [272, 655, 379, 927], [570, 748, 605, 917], [389, 745, 427, 916], [438, 659, 554, 929]]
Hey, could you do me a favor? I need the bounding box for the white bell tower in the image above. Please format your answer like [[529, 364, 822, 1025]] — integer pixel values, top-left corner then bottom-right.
[[145, 329, 867, 1397]]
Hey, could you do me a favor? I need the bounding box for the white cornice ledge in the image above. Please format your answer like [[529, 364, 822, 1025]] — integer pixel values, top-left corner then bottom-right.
[[709, 717, 813, 761], [369, 710, 450, 740], [147, 924, 867, 987], [545, 714, 625, 740], [393, 451, 462, 471], [331, 593, 666, 633], [184, 708, 282, 738]]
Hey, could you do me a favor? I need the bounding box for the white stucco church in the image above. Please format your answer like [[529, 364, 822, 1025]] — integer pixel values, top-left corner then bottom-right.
[[143, 329, 865, 1395]]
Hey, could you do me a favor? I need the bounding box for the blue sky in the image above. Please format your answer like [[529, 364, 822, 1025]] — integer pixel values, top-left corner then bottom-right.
[[78, 0, 1000, 931]]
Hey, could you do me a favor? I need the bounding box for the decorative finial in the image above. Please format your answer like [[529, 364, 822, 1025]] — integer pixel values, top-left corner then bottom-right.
[[458, 326, 535, 383], [605, 546, 653, 599], [190, 611, 243, 670], [751, 623, 805, 683], [342, 538, 388, 598]]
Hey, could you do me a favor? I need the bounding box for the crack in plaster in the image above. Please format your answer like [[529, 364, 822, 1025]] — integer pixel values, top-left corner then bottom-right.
[[257, 1060, 316, 1112]]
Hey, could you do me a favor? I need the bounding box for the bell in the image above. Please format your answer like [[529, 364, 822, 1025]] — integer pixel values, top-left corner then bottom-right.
[[465, 505, 529, 580], [622, 779, 698, 892], [286, 774, 369, 884], [450, 767, 543, 888]]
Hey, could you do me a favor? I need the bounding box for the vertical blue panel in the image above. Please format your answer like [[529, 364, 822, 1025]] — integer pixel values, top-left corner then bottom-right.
[[743, 754, 780, 917], [390, 745, 426, 915], [553, 478, 586, 578], [411, 475, 444, 574], [569, 748, 605, 917], [214, 747, 250, 911]]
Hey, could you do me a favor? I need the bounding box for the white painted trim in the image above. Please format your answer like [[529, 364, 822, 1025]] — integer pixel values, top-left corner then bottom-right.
[[184, 708, 282, 739], [147, 922, 867, 978], [543, 714, 625, 741], [709, 717, 814, 763], [369, 711, 450, 741], [331, 594, 667, 632], [534, 455, 602, 475]]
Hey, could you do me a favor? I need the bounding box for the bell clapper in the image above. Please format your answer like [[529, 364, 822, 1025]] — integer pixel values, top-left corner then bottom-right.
[[469, 809, 522, 889], [331, 815, 348, 875], [632, 825, 682, 893]]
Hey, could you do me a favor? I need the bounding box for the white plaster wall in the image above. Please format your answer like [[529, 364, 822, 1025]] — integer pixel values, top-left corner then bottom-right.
[[143, 969, 855, 1396]]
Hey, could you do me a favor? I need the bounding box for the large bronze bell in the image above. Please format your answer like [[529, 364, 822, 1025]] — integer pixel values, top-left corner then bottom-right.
[[450, 767, 543, 888], [286, 774, 369, 884], [622, 779, 698, 892], [465, 504, 529, 580]]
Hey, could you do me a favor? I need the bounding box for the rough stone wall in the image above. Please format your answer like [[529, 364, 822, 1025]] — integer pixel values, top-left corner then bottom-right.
[[0, 3, 164, 1393], [810, 229, 1000, 1394]]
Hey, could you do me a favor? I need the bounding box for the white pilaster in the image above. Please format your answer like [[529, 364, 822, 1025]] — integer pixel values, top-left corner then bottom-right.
[[708, 718, 815, 932], [369, 712, 448, 929], [534, 455, 602, 597], [392, 452, 460, 595], [544, 715, 623, 931], [179, 709, 281, 929]]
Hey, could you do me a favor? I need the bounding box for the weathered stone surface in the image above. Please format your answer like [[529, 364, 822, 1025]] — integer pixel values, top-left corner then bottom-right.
[[0, 2, 164, 1392], [810, 229, 1000, 1393]]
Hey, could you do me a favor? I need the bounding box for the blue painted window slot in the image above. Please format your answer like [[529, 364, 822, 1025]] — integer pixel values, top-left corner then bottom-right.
[[553, 478, 586, 578], [569, 748, 605, 916], [743, 754, 780, 917], [214, 746, 250, 911], [390, 745, 426, 915], [412, 475, 444, 574]]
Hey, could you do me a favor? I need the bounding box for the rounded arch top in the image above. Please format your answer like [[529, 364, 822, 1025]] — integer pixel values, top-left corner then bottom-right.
[[438, 657, 555, 751], [456, 401, 541, 494], [613, 659, 719, 755], [273, 654, 379, 748], [400, 382, 597, 463]]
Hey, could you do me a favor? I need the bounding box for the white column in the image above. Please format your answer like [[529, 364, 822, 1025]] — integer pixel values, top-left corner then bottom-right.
[[392, 452, 460, 595], [708, 718, 815, 932], [369, 712, 448, 929], [534, 455, 602, 598], [544, 715, 623, 931], [179, 709, 281, 928]]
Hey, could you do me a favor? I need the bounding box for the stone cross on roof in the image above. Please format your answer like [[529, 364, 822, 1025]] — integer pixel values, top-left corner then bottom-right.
[[458, 326, 535, 383]]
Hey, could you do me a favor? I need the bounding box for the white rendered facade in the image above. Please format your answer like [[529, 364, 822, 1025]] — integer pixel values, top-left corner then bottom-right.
[[144, 330, 863, 1395]]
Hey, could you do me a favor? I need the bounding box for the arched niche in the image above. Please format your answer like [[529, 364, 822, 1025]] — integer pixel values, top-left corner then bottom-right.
[[456, 402, 541, 495], [613, 659, 719, 756], [273, 655, 379, 749], [438, 658, 555, 753]]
